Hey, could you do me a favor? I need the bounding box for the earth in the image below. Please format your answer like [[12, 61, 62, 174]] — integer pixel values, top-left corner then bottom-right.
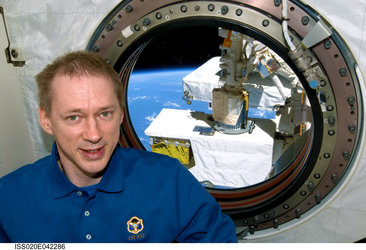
[[128, 67, 209, 151]]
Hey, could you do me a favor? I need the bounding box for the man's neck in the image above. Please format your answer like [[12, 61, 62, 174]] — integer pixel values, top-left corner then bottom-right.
[[57, 160, 104, 187]]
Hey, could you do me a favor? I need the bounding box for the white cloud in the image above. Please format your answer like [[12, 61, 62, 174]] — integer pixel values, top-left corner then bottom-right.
[[163, 101, 181, 108], [128, 96, 147, 102], [139, 137, 149, 142], [145, 112, 157, 122], [253, 109, 266, 116]]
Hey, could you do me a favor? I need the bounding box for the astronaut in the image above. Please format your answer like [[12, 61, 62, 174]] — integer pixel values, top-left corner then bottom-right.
[[0, 51, 237, 243]]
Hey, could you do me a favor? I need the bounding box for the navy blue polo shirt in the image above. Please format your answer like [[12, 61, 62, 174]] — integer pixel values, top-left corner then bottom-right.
[[0, 143, 237, 243]]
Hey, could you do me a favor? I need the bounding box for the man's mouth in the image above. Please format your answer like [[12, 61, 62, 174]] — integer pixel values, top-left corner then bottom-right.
[[80, 146, 105, 160], [86, 149, 99, 153]]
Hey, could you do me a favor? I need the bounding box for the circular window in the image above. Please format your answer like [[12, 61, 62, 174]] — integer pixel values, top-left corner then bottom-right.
[[86, 0, 362, 237]]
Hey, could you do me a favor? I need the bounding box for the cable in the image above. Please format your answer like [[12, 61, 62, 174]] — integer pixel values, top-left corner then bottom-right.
[[282, 0, 296, 51]]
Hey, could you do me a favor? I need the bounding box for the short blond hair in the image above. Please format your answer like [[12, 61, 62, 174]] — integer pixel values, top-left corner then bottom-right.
[[35, 51, 123, 115]]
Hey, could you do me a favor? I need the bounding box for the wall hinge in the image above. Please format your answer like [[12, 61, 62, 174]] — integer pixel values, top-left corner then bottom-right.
[[0, 6, 25, 67]]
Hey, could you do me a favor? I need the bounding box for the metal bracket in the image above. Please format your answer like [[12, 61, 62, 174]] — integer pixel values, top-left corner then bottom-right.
[[0, 6, 25, 67], [301, 20, 332, 49], [236, 226, 249, 239]]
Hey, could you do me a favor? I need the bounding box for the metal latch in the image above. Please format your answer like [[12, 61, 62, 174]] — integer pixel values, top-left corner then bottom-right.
[[0, 6, 25, 67]]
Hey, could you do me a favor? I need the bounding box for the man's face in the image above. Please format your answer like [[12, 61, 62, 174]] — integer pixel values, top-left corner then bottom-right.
[[39, 73, 123, 184]]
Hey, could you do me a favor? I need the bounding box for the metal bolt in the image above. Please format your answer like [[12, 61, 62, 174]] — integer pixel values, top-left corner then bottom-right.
[[320, 80, 326, 87], [253, 216, 259, 224], [348, 124, 356, 134], [323, 153, 330, 158], [106, 23, 114, 31], [156, 12, 162, 19], [347, 96, 355, 106], [315, 194, 322, 204], [273, 219, 279, 229], [262, 19, 270, 27], [11, 49, 18, 58], [300, 190, 307, 196], [326, 105, 334, 111], [180, 5, 187, 13], [208, 4, 215, 11], [264, 214, 270, 219], [134, 24, 141, 31], [283, 204, 290, 209], [236, 9, 243, 16], [221, 6, 229, 15], [249, 225, 255, 234], [143, 18, 151, 26], [302, 16, 310, 25], [295, 209, 301, 218], [328, 130, 335, 136], [343, 151, 350, 160], [339, 67, 347, 77], [274, 0, 282, 7], [117, 40, 123, 47], [314, 173, 321, 179], [331, 174, 338, 184], [195, 5, 200, 11], [328, 116, 335, 126], [324, 39, 332, 49], [125, 5, 133, 13], [307, 181, 314, 191]]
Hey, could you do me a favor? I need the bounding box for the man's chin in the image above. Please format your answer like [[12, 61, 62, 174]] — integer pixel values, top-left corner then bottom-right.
[[76, 157, 109, 179]]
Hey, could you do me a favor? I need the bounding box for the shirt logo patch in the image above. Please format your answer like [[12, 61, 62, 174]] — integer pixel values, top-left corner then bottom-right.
[[127, 216, 144, 235]]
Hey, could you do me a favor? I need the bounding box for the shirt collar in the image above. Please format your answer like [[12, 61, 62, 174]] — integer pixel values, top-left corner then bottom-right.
[[49, 142, 124, 199], [97, 145, 124, 193], [49, 143, 77, 199]]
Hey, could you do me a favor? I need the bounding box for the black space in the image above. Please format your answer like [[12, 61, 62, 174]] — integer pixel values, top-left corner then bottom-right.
[[133, 26, 224, 70]]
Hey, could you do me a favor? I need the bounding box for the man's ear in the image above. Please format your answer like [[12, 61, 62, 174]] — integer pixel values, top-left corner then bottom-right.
[[38, 107, 53, 135]]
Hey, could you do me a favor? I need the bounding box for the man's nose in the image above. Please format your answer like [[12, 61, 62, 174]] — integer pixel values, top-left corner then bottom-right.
[[83, 117, 102, 143]]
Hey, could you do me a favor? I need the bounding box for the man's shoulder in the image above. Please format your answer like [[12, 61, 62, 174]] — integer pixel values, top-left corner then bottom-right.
[[116, 146, 180, 164], [0, 155, 51, 188], [115, 146, 187, 176]]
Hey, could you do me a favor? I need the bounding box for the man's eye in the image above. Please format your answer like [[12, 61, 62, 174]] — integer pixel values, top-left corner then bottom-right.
[[68, 115, 79, 121], [101, 112, 112, 118]]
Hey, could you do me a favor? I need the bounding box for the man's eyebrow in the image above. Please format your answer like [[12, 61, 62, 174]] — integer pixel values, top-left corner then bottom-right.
[[64, 108, 82, 114], [99, 105, 117, 111], [62, 105, 118, 115]]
